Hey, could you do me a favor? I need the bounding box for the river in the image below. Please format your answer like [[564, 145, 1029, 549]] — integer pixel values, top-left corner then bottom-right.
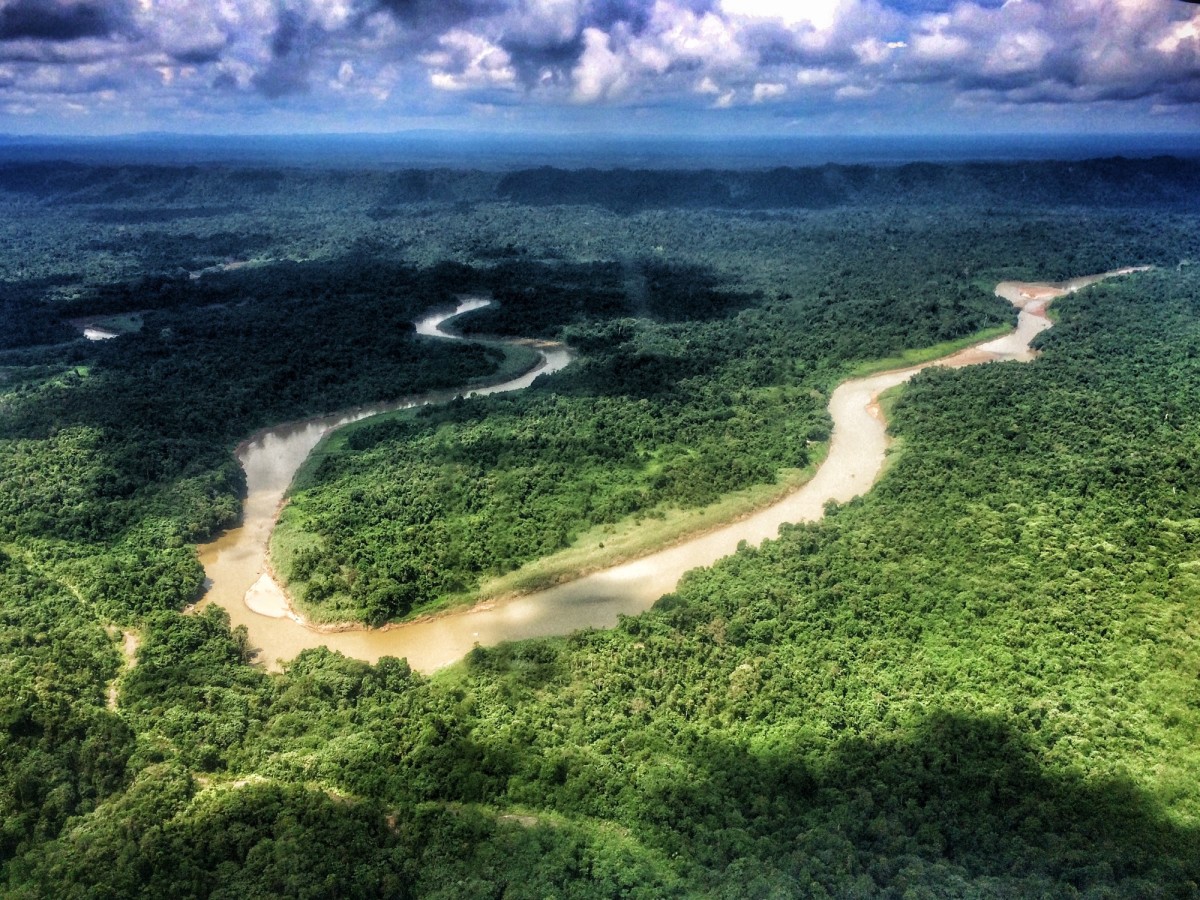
[[198, 269, 1145, 673]]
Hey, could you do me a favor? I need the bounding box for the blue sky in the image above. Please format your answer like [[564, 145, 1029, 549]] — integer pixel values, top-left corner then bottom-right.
[[0, 0, 1197, 136]]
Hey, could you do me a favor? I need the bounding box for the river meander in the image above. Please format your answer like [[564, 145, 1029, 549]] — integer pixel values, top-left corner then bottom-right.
[[198, 270, 1145, 673]]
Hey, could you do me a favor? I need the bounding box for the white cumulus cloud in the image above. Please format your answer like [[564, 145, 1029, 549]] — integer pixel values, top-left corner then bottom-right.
[[571, 26, 627, 102], [423, 29, 516, 92], [751, 80, 786, 102]]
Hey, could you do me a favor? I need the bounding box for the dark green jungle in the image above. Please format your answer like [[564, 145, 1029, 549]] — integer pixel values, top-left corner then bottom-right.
[[2, 157, 1200, 897]]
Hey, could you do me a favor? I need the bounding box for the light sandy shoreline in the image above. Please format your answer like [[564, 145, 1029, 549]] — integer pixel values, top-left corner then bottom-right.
[[198, 268, 1146, 673]]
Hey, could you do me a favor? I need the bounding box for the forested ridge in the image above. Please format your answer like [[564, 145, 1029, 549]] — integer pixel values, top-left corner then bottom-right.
[[2, 155, 1197, 214], [1, 161, 1199, 896]]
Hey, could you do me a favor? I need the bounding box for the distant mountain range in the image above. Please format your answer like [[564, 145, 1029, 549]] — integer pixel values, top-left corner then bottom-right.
[[0, 131, 1198, 170], [1, 155, 1197, 213]]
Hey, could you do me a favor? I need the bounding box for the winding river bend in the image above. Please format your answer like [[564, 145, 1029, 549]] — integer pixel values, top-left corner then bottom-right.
[[199, 269, 1144, 673]]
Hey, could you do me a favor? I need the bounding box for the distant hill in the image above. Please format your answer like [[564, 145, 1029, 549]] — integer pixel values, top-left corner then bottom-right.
[[0, 156, 1197, 213], [494, 157, 1200, 211]]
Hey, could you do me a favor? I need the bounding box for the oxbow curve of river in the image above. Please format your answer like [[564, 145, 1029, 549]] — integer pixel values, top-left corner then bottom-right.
[[198, 270, 1146, 673]]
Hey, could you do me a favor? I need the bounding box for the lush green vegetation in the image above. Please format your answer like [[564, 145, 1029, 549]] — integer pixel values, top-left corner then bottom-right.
[[276, 201, 1189, 623], [493, 156, 1200, 212], [0, 259, 532, 621], [2, 159, 1200, 896], [14, 270, 1200, 896], [278, 253, 1013, 622], [0, 548, 130, 866]]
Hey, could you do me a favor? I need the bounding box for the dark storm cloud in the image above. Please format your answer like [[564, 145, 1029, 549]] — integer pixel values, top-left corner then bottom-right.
[[957, 68, 1051, 94], [252, 8, 321, 98], [585, 0, 654, 34], [887, 0, 1200, 112], [172, 46, 224, 65], [1161, 78, 1200, 102], [0, 0, 125, 42], [270, 8, 303, 56], [501, 35, 584, 87], [372, 0, 504, 33], [253, 61, 309, 97], [494, 0, 718, 89]]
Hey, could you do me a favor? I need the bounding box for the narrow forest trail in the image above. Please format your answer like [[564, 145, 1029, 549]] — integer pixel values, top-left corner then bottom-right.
[[200, 269, 1146, 673], [105, 628, 140, 711]]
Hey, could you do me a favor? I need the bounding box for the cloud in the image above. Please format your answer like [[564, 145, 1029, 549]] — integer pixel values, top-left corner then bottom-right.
[[135, 0, 235, 65], [890, 0, 1200, 109], [853, 37, 905, 66], [751, 80, 785, 102], [648, 6, 744, 70], [372, 0, 504, 36], [572, 25, 626, 101], [485, 0, 1200, 119], [835, 82, 876, 100], [0, 0, 124, 42], [911, 30, 969, 64], [719, 0, 841, 31], [0, 0, 1196, 132], [251, 8, 322, 98], [423, 28, 516, 90]]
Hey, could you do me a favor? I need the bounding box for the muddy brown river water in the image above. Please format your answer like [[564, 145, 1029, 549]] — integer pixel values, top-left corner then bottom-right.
[[198, 270, 1145, 673]]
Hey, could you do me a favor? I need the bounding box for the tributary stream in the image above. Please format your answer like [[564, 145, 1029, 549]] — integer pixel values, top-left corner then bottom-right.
[[198, 270, 1144, 673]]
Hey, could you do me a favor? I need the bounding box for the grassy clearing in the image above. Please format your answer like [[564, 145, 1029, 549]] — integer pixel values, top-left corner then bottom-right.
[[845, 323, 1013, 378], [875, 382, 907, 422], [94, 313, 145, 334], [346, 442, 833, 623], [875, 383, 909, 482], [269, 512, 322, 596]]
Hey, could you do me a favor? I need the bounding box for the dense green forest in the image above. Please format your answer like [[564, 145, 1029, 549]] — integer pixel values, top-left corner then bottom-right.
[[0, 258, 537, 622], [277, 252, 1010, 622], [276, 205, 1186, 623], [2, 159, 1200, 896]]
